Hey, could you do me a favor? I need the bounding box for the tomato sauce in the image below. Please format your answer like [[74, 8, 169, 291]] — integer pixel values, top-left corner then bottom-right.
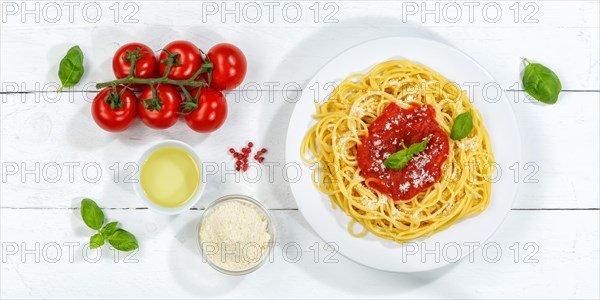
[[357, 103, 449, 201]]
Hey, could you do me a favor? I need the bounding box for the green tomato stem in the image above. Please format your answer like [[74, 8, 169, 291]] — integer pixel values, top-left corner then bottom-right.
[[95, 77, 207, 89], [96, 47, 211, 91]]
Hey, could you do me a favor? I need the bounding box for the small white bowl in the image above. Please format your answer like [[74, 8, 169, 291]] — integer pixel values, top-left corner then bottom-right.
[[133, 140, 206, 215]]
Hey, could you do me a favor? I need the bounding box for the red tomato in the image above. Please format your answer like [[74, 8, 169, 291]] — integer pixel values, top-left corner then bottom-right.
[[138, 84, 182, 129], [159, 40, 202, 81], [184, 87, 228, 133], [207, 43, 247, 91], [92, 86, 138, 132], [112, 43, 158, 90]]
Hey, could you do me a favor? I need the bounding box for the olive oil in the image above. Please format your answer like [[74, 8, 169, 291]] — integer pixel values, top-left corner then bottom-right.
[[140, 146, 200, 208]]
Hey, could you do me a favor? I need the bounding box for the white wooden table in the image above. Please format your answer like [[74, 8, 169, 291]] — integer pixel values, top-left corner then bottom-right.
[[1, 1, 598, 298]]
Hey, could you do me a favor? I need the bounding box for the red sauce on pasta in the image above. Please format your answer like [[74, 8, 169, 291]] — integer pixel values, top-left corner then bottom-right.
[[357, 103, 449, 201]]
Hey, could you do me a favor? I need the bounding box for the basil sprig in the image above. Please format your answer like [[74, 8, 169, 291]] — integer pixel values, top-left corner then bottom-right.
[[80, 198, 138, 252], [57, 45, 84, 92], [384, 137, 430, 170], [522, 58, 562, 104], [450, 111, 473, 140]]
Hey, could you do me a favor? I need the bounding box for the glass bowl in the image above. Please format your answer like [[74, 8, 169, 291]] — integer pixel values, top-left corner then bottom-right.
[[196, 194, 276, 275]]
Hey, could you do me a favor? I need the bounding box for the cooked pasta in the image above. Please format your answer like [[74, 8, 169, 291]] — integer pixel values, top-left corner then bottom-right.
[[301, 60, 495, 243]]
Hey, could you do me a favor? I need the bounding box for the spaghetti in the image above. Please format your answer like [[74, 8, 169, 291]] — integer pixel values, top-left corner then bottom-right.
[[301, 60, 495, 243]]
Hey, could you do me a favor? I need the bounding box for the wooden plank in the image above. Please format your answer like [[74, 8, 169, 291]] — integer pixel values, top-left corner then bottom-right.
[[1, 91, 598, 209], [1, 1, 598, 91], [510, 92, 600, 209], [0, 208, 598, 299]]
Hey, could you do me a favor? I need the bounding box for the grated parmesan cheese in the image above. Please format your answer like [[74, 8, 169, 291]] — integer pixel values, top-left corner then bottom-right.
[[399, 182, 411, 193], [360, 194, 388, 209], [458, 136, 478, 151], [199, 200, 271, 271], [350, 105, 365, 117]]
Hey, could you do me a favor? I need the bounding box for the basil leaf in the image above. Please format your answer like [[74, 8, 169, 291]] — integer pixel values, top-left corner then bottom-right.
[[108, 229, 139, 252], [384, 150, 413, 170], [450, 111, 473, 140], [80, 198, 105, 230], [89, 233, 105, 249], [58, 45, 84, 92], [408, 138, 429, 153], [100, 221, 119, 238], [522, 58, 562, 104], [384, 138, 430, 170]]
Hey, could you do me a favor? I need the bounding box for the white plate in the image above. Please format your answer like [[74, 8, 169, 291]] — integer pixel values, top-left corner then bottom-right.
[[285, 37, 521, 272]]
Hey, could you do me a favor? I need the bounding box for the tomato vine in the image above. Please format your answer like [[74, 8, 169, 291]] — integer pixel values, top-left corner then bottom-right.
[[96, 47, 213, 112]]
